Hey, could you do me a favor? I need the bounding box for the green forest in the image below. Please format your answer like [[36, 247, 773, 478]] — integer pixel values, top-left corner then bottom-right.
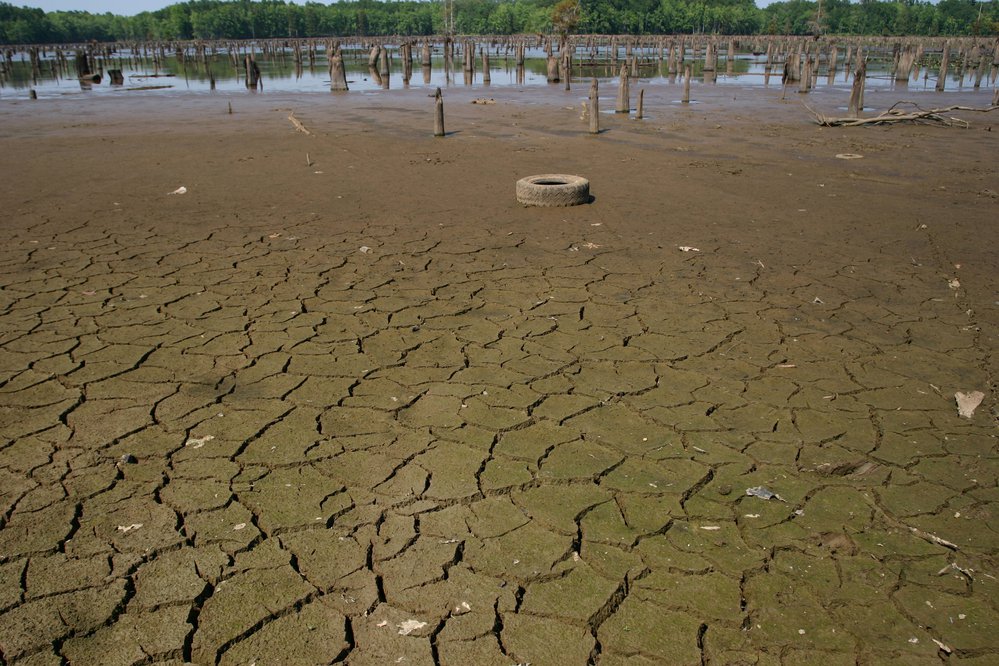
[[0, 0, 996, 43]]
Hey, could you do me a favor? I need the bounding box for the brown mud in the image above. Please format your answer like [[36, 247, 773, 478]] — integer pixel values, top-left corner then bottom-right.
[[0, 84, 997, 664]]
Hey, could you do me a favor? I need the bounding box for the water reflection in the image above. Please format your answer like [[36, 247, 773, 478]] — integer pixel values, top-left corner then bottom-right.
[[0, 44, 991, 100]]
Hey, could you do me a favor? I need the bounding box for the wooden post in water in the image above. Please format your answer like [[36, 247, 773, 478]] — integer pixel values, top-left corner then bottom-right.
[[482, 48, 490, 84], [245, 54, 259, 89], [615, 64, 629, 113], [330, 47, 348, 91], [798, 56, 811, 93], [636, 89, 644, 119], [379, 47, 390, 89], [848, 58, 867, 118], [403, 43, 412, 85], [546, 55, 559, 83], [683, 65, 691, 103], [421, 41, 432, 67], [703, 40, 715, 72], [936, 41, 949, 92], [895, 44, 914, 82], [434, 87, 445, 137], [589, 78, 600, 134], [368, 45, 380, 69]]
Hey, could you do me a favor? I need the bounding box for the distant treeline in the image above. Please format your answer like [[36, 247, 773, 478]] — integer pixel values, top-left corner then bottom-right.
[[0, 0, 996, 44]]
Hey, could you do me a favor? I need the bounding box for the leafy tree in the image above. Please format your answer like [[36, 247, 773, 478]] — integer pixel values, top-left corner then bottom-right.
[[551, 0, 581, 36]]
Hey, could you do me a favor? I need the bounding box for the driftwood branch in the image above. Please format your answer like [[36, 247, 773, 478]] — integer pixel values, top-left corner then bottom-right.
[[804, 101, 998, 128], [287, 112, 312, 135]]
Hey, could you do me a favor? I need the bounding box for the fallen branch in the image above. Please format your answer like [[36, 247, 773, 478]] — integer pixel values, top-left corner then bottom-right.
[[287, 112, 312, 136], [804, 101, 998, 128]]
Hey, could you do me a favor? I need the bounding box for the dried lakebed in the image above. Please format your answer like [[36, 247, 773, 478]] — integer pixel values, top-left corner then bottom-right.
[[0, 90, 997, 664]]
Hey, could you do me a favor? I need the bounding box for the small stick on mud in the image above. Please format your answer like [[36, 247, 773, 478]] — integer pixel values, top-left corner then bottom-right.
[[910, 526, 958, 551]]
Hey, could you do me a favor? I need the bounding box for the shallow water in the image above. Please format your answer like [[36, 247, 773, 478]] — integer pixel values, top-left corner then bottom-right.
[[1, 44, 994, 101]]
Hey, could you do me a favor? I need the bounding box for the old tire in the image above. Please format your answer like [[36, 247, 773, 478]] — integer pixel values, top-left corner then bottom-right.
[[516, 174, 590, 207]]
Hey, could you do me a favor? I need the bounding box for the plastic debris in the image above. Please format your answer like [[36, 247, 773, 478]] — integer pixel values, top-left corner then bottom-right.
[[746, 486, 784, 501], [453, 601, 471, 614], [168, 186, 187, 195], [678, 246, 701, 252], [700, 525, 721, 531], [376, 620, 388, 627], [397, 619, 427, 636], [359, 246, 372, 254], [185, 434, 215, 449], [233, 523, 247, 531], [117, 523, 143, 533], [955, 391, 984, 418]]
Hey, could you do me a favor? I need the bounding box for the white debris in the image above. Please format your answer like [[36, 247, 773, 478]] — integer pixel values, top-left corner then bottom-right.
[[678, 246, 701, 252], [117, 523, 143, 533], [377, 620, 389, 627], [835, 153, 863, 160], [932, 638, 952, 654], [948, 278, 960, 289], [744, 514, 761, 519], [359, 246, 372, 254], [955, 391, 984, 418], [233, 523, 247, 531], [397, 619, 427, 636], [168, 186, 187, 195], [746, 486, 784, 501], [453, 601, 471, 614], [185, 434, 215, 449], [700, 526, 721, 531]]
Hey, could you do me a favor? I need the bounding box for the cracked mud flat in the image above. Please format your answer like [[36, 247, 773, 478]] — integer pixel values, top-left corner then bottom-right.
[[0, 86, 997, 665]]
